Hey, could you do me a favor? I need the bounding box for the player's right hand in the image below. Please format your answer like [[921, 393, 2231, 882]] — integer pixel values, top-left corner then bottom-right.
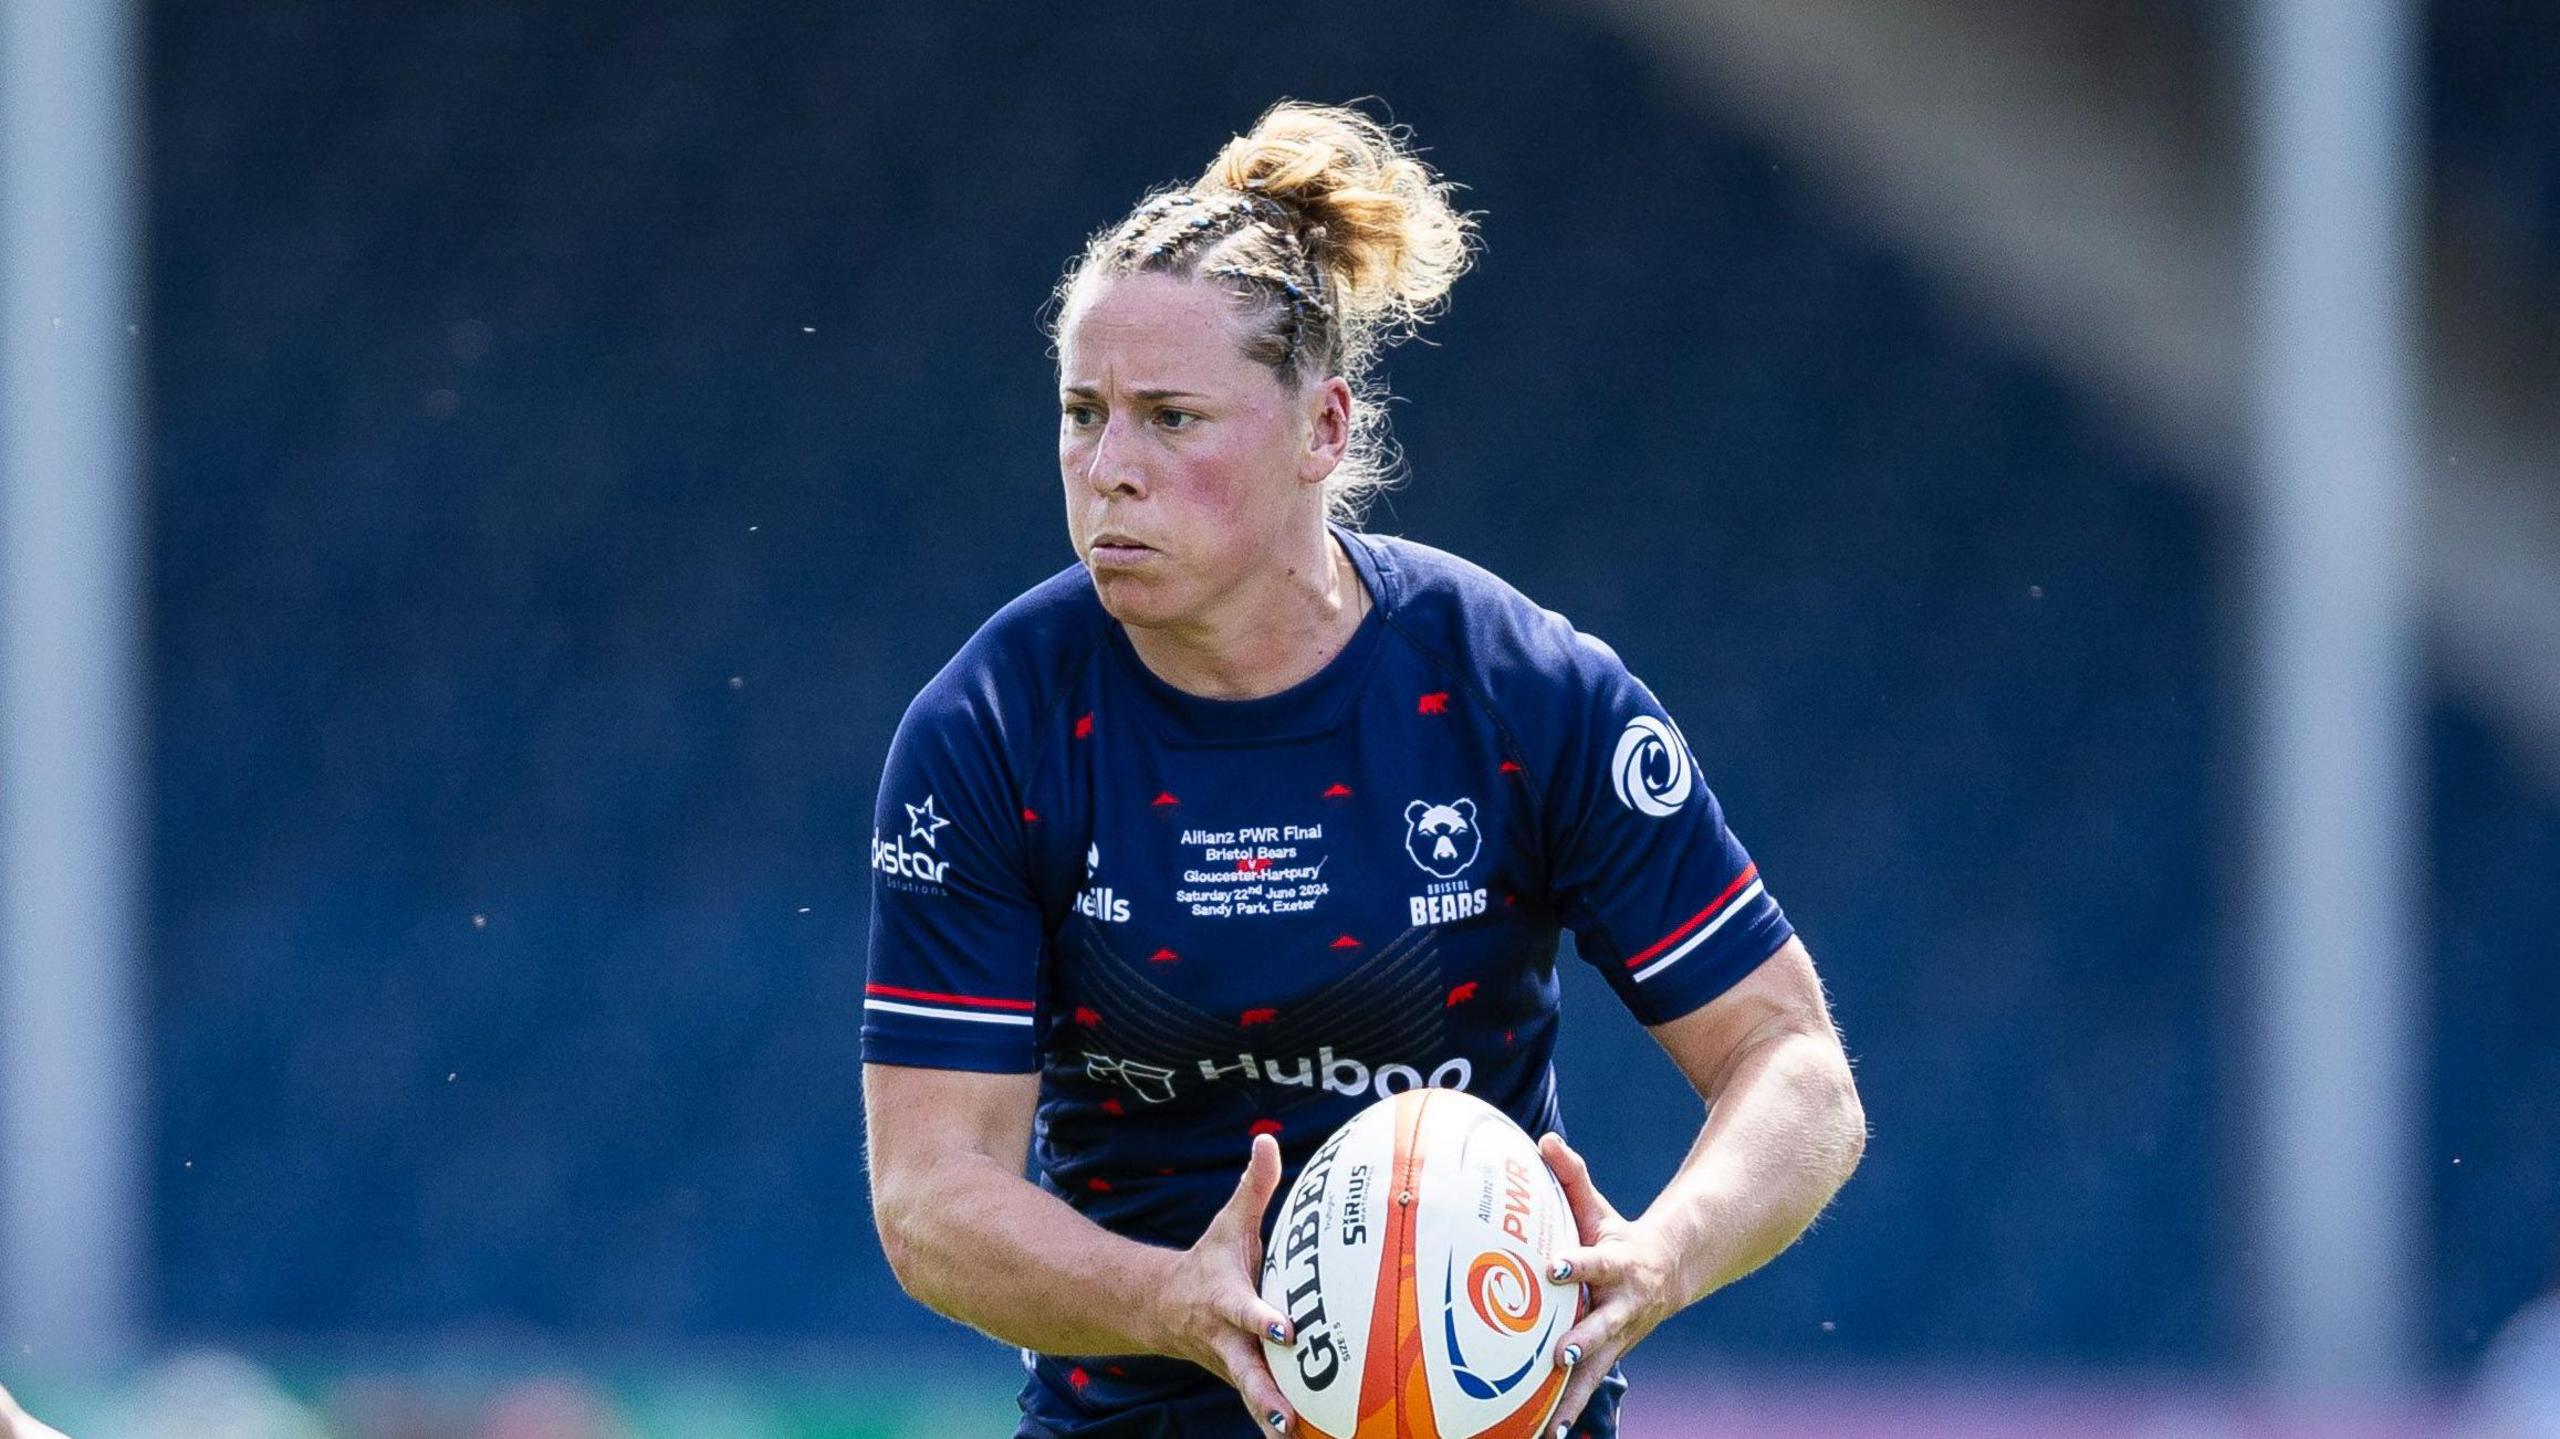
[[1149, 1132, 1300, 1434], [0, 1381, 70, 1439]]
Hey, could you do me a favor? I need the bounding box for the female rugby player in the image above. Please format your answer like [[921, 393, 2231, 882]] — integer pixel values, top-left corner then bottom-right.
[[862, 101, 1864, 1438]]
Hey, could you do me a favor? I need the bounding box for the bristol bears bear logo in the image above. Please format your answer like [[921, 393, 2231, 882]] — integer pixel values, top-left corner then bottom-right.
[[1404, 798, 1482, 879]]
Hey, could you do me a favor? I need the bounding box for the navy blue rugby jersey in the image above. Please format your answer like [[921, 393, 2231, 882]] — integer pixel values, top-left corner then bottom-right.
[[863, 528, 1791, 1434]]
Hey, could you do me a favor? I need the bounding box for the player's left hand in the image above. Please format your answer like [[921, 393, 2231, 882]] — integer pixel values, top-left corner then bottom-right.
[[1537, 1132, 1688, 1434]]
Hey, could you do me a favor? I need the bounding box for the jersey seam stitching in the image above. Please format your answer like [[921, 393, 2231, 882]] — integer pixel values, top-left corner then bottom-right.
[[1371, 605, 1567, 893], [1365, 555, 1645, 983], [1010, 619, 1115, 872]]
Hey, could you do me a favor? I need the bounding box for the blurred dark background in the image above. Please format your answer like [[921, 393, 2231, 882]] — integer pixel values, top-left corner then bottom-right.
[[130, 0, 2558, 1391]]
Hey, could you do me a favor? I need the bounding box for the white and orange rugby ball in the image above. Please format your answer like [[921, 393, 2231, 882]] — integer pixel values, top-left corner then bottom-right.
[[1260, 1088, 1582, 1439]]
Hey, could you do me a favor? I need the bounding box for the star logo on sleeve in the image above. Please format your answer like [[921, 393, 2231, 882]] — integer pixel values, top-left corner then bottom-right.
[[906, 795, 952, 848]]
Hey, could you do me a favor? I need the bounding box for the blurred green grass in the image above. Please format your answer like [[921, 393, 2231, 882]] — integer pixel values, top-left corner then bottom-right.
[[5, 1346, 1029, 1438]]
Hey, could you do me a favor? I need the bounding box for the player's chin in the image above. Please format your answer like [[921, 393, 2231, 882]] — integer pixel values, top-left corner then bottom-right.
[[1088, 567, 1186, 627]]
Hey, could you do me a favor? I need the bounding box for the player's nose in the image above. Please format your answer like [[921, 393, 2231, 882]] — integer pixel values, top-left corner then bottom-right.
[[1084, 413, 1148, 497]]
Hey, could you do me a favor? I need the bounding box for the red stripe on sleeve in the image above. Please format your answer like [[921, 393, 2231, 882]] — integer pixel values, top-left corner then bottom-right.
[[1622, 863, 1759, 970], [863, 983, 1037, 1012]]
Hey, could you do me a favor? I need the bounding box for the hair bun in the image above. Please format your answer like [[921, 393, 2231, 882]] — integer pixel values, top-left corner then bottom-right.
[[1200, 100, 1476, 341]]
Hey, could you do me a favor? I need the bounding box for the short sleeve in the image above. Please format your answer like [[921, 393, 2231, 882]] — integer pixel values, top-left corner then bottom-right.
[[861, 683, 1048, 1073], [1539, 634, 1794, 1027]]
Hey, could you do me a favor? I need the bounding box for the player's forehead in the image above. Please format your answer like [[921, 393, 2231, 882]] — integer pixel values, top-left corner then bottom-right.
[[1057, 273, 1260, 396]]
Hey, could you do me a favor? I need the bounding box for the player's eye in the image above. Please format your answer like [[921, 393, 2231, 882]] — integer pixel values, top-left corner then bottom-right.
[[1156, 408, 1198, 431], [1063, 403, 1101, 428]]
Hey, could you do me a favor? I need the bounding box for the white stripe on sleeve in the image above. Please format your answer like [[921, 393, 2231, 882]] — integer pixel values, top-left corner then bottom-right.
[[864, 998, 1037, 1027], [1630, 879, 1768, 984]]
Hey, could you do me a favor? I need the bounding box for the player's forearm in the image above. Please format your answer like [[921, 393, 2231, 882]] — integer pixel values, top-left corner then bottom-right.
[[1637, 1026, 1866, 1305], [878, 1152, 1183, 1356]]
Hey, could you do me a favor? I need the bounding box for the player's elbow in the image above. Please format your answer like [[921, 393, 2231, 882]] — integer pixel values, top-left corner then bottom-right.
[[876, 1208, 922, 1298], [869, 1170, 943, 1307], [1837, 1071, 1869, 1176], [1821, 1043, 1868, 1189], [877, 1212, 947, 1314], [1772, 1021, 1866, 1194]]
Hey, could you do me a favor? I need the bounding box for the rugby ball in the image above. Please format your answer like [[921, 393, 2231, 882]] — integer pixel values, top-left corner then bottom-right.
[[1260, 1089, 1581, 1439]]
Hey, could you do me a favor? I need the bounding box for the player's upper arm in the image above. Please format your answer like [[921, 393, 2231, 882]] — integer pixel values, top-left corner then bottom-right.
[[862, 673, 1050, 1074], [863, 1061, 1041, 1284], [861, 663, 1053, 1288], [1646, 936, 1853, 1107], [1514, 619, 1795, 1025]]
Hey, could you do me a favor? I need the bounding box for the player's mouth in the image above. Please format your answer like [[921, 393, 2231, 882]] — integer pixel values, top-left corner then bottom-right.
[[1089, 533, 1157, 566]]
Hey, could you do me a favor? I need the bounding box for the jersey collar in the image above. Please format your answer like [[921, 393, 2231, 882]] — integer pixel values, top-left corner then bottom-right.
[[1101, 524, 1393, 748]]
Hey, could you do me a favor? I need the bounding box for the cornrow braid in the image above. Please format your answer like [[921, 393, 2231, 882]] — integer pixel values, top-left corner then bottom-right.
[[1096, 187, 1341, 380], [1107, 191, 1260, 270], [1204, 260, 1332, 373]]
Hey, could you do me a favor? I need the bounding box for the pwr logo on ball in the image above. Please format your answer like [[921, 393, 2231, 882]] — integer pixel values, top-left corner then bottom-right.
[[1261, 1089, 1580, 1439], [1465, 1251, 1541, 1334], [1448, 1246, 1557, 1402]]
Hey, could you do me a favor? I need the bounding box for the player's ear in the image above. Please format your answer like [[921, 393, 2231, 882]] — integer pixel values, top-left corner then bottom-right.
[[1405, 800, 1429, 826], [1300, 374, 1354, 484]]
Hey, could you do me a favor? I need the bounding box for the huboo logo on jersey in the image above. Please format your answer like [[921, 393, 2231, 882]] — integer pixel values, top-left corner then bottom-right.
[[1612, 712, 1695, 818], [1405, 798, 1490, 926], [1084, 1042, 1471, 1106], [1075, 842, 1130, 924], [870, 794, 951, 889]]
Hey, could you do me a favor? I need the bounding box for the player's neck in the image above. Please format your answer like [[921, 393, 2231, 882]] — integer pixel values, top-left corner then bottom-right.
[[1122, 530, 1368, 701]]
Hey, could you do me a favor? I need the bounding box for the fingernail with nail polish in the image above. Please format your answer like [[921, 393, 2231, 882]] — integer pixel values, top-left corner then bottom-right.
[[1267, 1320, 1290, 1344], [1563, 1342, 1583, 1368], [1550, 1259, 1573, 1282], [1267, 1411, 1289, 1433]]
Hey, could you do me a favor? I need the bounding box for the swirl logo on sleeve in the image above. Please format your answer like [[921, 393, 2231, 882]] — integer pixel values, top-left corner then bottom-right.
[[1610, 714, 1694, 817]]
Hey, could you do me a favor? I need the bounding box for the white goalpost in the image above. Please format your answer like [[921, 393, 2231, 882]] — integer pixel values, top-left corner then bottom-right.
[[2245, 0, 2426, 1392], [0, 0, 148, 1368]]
